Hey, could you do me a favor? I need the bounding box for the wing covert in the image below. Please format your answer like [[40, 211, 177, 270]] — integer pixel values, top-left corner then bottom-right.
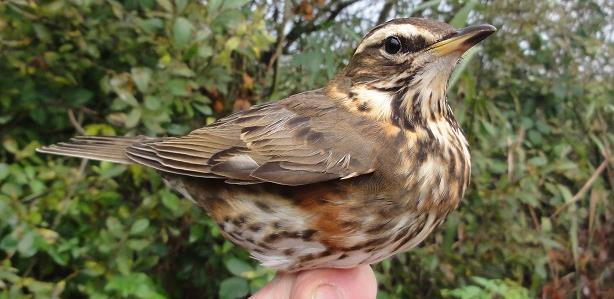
[[124, 90, 378, 185]]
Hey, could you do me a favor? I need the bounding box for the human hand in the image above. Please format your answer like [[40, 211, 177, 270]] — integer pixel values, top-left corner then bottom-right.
[[250, 265, 377, 299]]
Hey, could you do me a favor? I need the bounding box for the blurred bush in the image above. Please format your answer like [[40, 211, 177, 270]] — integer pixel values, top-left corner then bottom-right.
[[0, 0, 612, 298]]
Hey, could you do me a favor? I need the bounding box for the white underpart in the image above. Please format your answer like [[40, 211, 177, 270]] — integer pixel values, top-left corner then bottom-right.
[[403, 54, 458, 120], [355, 24, 436, 54], [225, 195, 329, 269], [328, 252, 368, 268], [398, 212, 437, 252], [357, 213, 437, 266], [416, 158, 446, 209]]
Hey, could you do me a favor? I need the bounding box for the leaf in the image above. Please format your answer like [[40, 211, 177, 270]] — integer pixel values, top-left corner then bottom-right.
[[17, 141, 39, 160], [175, 0, 188, 13], [139, 18, 164, 33], [193, 103, 213, 115], [208, 0, 223, 13], [198, 45, 213, 58], [449, 46, 479, 89], [173, 17, 193, 48], [557, 184, 573, 202], [2, 138, 18, 154], [118, 92, 139, 107], [33, 23, 51, 42], [130, 219, 150, 235], [108, 0, 125, 19], [528, 156, 547, 167], [527, 130, 543, 145], [68, 88, 94, 105], [160, 189, 181, 213], [156, 0, 173, 12], [450, 0, 477, 28], [83, 260, 106, 277], [128, 239, 151, 250], [144, 95, 161, 110], [225, 36, 241, 51], [222, 0, 250, 10], [0, 163, 9, 181], [131, 67, 153, 93], [105, 273, 165, 299], [106, 217, 124, 237], [167, 79, 189, 96], [100, 163, 127, 179], [125, 108, 142, 128], [224, 257, 253, 277], [139, 0, 155, 9], [17, 230, 38, 258], [116, 248, 133, 275], [171, 64, 195, 77], [212, 10, 244, 30], [409, 0, 441, 16], [219, 277, 249, 299], [1, 182, 23, 198]]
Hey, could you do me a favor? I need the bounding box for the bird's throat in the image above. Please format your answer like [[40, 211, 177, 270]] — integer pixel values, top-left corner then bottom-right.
[[326, 74, 452, 130]]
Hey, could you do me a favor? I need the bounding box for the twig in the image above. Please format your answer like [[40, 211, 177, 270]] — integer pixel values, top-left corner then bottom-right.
[[528, 205, 540, 230], [506, 126, 525, 182], [67, 109, 86, 135], [597, 113, 614, 189], [282, 0, 360, 53], [377, 0, 395, 24], [552, 159, 610, 218], [268, 1, 292, 70], [266, 0, 292, 96]]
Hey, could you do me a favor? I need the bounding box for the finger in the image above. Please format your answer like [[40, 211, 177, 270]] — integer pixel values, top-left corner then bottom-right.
[[250, 272, 296, 299], [290, 265, 377, 299]]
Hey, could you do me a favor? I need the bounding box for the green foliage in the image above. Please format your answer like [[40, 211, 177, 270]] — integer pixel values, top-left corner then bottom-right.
[[442, 277, 530, 299], [1, 0, 612, 298]]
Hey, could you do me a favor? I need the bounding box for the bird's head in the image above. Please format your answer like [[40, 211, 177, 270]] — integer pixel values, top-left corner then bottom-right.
[[329, 18, 496, 129]]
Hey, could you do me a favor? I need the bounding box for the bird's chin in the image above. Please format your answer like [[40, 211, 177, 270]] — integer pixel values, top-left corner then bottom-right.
[[433, 54, 461, 75], [415, 52, 459, 84]]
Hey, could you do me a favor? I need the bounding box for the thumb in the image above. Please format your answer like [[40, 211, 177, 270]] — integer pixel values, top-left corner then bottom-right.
[[250, 272, 296, 299], [290, 265, 377, 299]]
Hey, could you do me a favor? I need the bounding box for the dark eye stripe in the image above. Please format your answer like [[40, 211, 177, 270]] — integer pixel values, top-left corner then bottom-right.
[[397, 35, 428, 53], [361, 35, 430, 55], [366, 35, 429, 53]]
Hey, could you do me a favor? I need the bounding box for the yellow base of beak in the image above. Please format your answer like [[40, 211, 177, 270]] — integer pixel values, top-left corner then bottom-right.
[[431, 24, 497, 55]]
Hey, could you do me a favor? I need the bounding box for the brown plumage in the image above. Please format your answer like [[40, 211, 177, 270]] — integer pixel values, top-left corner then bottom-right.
[[38, 18, 496, 272]]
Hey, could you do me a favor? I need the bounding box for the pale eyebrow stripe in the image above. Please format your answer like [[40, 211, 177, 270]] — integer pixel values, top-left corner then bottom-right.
[[355, 24, 436, 54]]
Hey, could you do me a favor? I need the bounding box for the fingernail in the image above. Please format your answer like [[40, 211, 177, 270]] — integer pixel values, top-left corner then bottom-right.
[[312, 284, 343, 299]]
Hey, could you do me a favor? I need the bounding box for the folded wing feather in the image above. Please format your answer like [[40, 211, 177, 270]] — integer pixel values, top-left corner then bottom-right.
[[40, 90, 378, 186]]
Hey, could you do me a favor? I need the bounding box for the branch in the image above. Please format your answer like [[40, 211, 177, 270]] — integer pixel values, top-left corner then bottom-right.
[[282, 0, 360, 53], [551, 159, 610, 218], [67, 109, 86, 135], [266, 0, 293, 96], [377, 0, 395, 24]]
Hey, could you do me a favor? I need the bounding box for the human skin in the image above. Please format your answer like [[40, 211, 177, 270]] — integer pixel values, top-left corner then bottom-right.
[[250, 265, 377, 299]]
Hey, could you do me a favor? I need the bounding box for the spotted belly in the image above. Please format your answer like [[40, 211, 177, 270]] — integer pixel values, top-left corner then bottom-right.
[[217, 201, 438, 272], [172, 176, 442, 272]]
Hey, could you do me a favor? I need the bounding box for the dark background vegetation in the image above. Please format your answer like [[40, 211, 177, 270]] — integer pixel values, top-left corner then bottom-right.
[[1, 0, 613, 298]]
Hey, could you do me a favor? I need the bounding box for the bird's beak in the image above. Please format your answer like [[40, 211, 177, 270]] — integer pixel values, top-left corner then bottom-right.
[[430, 24, 497, 56]]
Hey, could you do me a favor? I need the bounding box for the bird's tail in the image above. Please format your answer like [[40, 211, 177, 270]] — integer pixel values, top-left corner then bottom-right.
[[37, 136, 153, 164]]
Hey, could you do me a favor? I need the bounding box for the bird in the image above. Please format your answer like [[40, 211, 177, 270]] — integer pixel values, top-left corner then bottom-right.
[[38, 18, 496, 272]]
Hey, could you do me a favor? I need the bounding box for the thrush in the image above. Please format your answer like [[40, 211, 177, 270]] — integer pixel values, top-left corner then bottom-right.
[[38, 18, 496, 272]]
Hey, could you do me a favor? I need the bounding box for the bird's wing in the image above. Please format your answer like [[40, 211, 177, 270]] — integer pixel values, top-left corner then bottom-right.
[[125, 90, 378, 185]]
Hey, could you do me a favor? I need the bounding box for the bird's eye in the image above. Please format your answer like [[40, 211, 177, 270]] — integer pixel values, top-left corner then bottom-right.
[[384, 36, 402, 54]]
